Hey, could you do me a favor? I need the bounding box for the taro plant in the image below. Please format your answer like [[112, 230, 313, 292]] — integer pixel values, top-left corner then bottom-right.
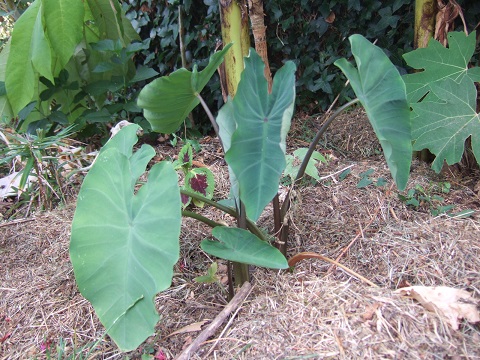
[[70, 34, 413, 351]]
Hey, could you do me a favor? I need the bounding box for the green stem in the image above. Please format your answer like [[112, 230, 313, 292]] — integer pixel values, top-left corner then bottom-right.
[[182, 210, 223, 228], [180, 189, 266, 241], [197, 94, 222, 147]]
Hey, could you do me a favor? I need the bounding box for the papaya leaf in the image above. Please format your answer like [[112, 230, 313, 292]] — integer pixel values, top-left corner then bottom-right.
[[137, 44, 232, 133], [201, 227, 288, 269], [334, 34, 411, 191], [225, 49, 296, 221], [403, 31, 480, 104], [403, 31, 480, 172], [411, 77, 480, 172], [70, 125, 182, 351]]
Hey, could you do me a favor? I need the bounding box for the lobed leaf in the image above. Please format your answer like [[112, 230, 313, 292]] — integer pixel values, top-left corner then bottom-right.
[[403, 31, 480, 172]]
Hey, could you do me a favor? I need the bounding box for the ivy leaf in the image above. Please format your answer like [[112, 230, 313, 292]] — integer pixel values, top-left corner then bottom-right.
[[404, 31, 480, 172]]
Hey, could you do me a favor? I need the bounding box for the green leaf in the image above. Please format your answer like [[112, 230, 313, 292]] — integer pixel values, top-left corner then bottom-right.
[[70, 125, 182, 351], [137, 44, 232, 133], [31, 2, 54, 83], [131, 66, 159, 83], [403, 32, 480, 172], [0, 40, 13, 118], [201, 227, 288, 269], [334, 35, 412, 191], [217, 99, 240, 205], [5, 1, 40, 114], [194, 262, 219, 283], [403, 32, 480, 104], [87, 0, 139, 44], [411, 77, 480, 172], [44, 0, 85, 68], [224, 49, 296, 221], [284, 148, 325, 182]]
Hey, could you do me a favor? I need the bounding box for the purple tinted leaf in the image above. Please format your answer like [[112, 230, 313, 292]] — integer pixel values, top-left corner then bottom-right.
[[189, 174, 208, 196], [181, 193, 190, 205]]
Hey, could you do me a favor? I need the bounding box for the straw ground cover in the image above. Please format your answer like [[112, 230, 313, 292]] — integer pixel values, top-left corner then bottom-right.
[[1, 109, 480, 359]]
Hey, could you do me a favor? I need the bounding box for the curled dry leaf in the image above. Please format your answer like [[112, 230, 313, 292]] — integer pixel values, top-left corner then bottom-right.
[[394, 286, 480, 330], [166, 320, 208, 338]]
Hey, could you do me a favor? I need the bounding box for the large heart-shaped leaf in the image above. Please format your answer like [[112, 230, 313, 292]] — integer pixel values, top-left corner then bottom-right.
[[201, 227, 288, 269], [334, 34, 412, 191], [70, 125, 182, 351], [224, 49, 296, 221], [137, 44, 232, 133]]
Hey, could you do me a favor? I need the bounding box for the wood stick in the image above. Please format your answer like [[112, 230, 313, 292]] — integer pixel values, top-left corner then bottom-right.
[[0, 217, 35, 228], [175, 281, 253, 360]]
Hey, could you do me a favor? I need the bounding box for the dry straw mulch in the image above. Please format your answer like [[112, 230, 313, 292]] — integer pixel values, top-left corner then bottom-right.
[[1, 109, 480, 359]]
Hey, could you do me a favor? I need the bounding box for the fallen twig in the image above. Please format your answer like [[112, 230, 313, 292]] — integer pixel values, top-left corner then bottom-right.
[[175, 281, 253, 360], [288, 252, 379, 288], [0, 217, 35, 228]]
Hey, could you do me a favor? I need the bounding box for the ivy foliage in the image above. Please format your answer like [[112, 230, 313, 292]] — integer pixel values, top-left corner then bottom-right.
[[124, 0, 479, 119]]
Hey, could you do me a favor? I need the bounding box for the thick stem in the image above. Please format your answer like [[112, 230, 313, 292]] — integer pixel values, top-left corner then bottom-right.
[[233, 201, 250, 286], [414, 0, 436, 49], [219, 0, 250, 97], [247, 0, 272, 92]]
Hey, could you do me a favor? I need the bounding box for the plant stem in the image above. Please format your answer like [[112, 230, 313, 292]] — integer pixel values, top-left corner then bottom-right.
[[276, 98, 360, 255], [182, 210, 223, 228], [180, 189, 266, 241], [197, 94, 221, 147], [233, 201, 250, 286], [280, 98, 360, 219]]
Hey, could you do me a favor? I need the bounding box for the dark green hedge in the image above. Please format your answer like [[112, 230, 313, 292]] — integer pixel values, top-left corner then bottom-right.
[[123, 0, 479, 126]]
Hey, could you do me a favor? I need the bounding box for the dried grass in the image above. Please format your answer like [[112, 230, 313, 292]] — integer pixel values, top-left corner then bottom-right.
[[1, 109, 479, 359]]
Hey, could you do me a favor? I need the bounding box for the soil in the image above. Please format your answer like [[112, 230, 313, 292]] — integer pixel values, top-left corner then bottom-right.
[[1, 108, 480, 359]]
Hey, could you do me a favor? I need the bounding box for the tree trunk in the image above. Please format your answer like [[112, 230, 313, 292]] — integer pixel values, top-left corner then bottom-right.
[[414, 0, 436, 48], [247, 0, 272, 91], [414, 0, 436, 162], [219, 0, 250, 97], [218, 0, 251, 290]]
